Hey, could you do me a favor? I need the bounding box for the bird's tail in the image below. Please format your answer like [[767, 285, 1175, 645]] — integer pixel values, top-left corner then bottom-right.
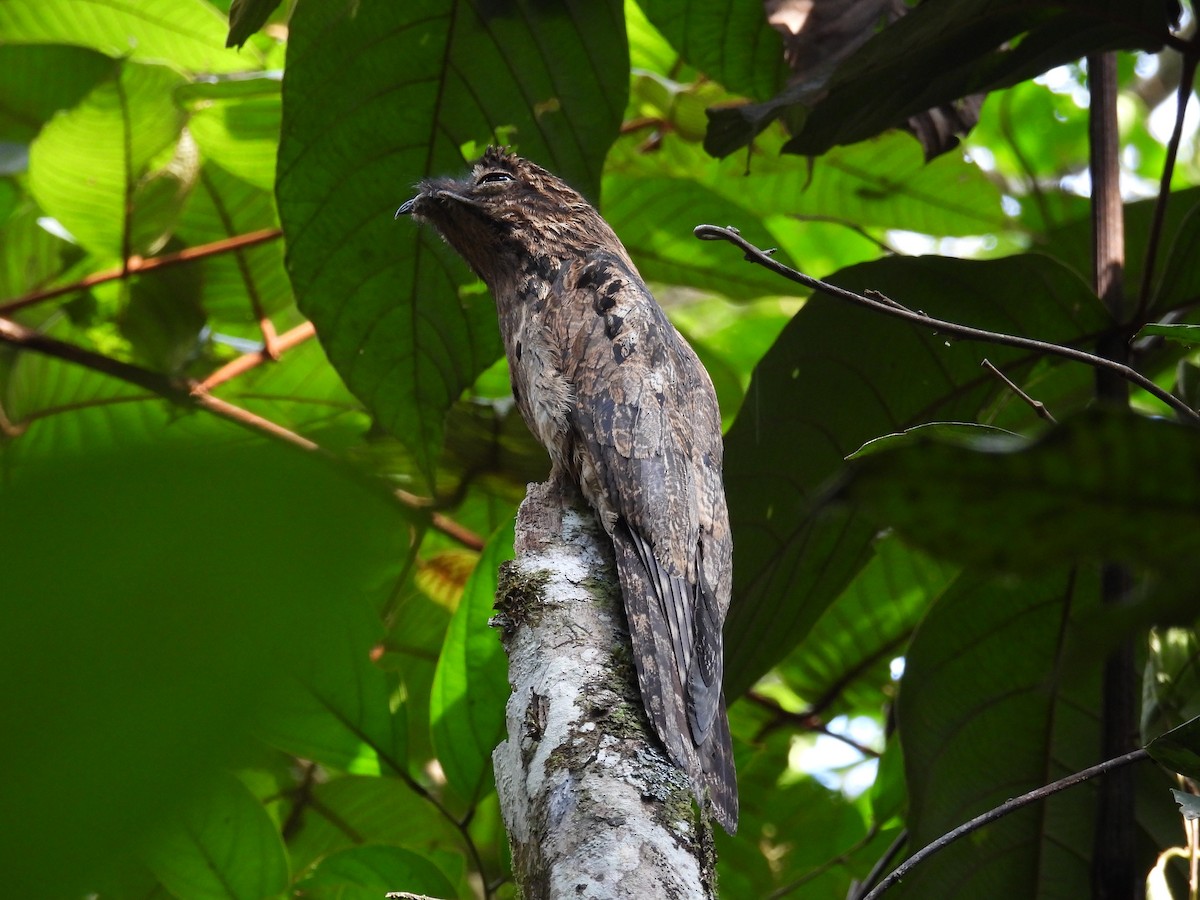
[[612, 521, 738, 833]]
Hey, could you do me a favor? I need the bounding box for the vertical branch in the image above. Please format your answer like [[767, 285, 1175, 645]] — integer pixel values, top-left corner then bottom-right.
[[1087, 51, 1138, 900]]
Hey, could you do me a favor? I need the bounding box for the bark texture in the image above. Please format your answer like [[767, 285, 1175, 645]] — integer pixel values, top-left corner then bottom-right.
[[492, 482, 716, 900]]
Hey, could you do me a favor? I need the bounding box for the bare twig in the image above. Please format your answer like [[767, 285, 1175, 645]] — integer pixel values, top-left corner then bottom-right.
[[693, 224, 1200, 424], [980, 358, 1056, 423], [0, 228, 282, 315], [859, 749, 1150, 900]]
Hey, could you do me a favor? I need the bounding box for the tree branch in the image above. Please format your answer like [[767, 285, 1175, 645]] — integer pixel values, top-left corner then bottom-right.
[[1088, 50, 1138, 900], [693, 225, 1200, 424], [0, 228, 282, 315], [860, 749, 1150, 900]]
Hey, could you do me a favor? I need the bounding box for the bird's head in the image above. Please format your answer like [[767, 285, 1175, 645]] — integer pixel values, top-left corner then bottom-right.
[[397, 147, 621, 287]]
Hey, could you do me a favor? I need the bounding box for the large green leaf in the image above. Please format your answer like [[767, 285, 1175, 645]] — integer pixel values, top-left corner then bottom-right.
[[27, 62, 186, 260], [144, 773, 289, 900], [722, 252, 1111, 696], [277, 0, 627, 482], [839, 411, 1200, 572], [0, 0, 260, 73], [0, 440, 404, 896], [894, 568, 1109, 898], [430, 517, 516, 802]]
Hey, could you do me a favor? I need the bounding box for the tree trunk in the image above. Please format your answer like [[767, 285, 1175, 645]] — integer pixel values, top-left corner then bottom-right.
[[491, 481, 717, 900]]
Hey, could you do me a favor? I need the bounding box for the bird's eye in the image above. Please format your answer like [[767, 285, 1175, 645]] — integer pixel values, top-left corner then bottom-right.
[[477, 171, 514, 185]]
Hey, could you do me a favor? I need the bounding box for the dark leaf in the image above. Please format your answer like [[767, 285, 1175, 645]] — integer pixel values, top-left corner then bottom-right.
[[838, 411, 1200, 572], [893, 567, 1105, 897], [226, 0, 282, 49]]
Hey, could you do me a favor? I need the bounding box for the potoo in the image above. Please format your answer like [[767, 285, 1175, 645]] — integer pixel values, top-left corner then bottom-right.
[[397, 147, 737, 833]]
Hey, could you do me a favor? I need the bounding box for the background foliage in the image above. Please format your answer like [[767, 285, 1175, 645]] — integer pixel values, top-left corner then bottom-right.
[[2, 0, 1199, 897]]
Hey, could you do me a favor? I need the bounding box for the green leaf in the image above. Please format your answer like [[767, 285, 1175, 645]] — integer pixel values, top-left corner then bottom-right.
[[638, 0, 788, 100], [0, 201, 72, 300], [121, 256, 208, 373], [0, 0, 260, 73], [176, 162, 289, 334], [297, 845, 458, 900], [1135, 323, 1200, 344], [144, 773, 289, 900], [893, 567, 1103, 897], [1148, 716, 1200, 781], [187, 79, 281, 190], [285, 776, 461, 877], [722, 252, 1110, 695], [430, 517, 516, 801], [602, 176, 787, 299], [610, 128, 1009, 241], [27, 62, 186, 259], [0, 44, 114, 142], [777, 536, 956, 717], [258, 598, 407, 778], [839, 411, 1200, 572], [0, 440, 404, 895], [277, 0, 627, 482]]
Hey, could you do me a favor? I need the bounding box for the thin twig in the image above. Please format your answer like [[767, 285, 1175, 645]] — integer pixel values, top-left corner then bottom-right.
[[859, 748, 1150, 900], [693, 225, 1200, 424], [1135, 51, 1200, 321], [0, 228, 282, 314], [980, 358, 1056, 423]]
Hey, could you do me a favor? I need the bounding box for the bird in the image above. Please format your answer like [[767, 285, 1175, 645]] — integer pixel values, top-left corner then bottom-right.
[[397, 147, 737, 833]]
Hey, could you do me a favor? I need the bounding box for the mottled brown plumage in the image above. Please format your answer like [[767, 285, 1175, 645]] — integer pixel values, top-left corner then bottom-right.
[[397, 147, 737, 832]]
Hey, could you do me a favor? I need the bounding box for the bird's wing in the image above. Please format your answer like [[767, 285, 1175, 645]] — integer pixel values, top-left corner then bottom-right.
[[557, 249, 736, 830]]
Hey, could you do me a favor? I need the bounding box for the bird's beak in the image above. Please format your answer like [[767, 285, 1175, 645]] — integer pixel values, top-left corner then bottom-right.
[[395, 197, 417, 219]]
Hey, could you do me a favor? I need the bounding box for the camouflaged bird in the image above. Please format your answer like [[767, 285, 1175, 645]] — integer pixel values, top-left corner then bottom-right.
[[397, 147, 737, 833]]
